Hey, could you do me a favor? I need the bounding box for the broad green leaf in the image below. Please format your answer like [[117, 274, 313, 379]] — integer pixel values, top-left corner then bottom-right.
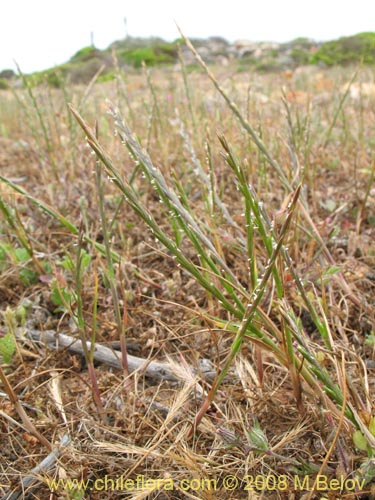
[[353, 430, 368, 451]]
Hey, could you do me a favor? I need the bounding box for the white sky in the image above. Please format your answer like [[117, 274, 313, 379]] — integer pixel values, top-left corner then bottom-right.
[[1, 0, 374, 73]]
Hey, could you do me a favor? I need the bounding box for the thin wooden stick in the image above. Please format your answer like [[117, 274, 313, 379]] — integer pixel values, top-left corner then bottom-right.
[[24, 328, 217, 383]]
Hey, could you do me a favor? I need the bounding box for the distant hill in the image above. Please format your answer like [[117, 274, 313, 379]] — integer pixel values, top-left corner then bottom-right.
[[0, 32, 374, 88]]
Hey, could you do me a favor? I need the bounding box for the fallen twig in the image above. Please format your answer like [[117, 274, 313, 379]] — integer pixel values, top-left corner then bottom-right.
[[2, 434, 71, 500], [23, 328, 217, 382]]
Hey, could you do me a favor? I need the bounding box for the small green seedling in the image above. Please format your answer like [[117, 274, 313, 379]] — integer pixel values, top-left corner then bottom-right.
[[0, 333, 16, 363]]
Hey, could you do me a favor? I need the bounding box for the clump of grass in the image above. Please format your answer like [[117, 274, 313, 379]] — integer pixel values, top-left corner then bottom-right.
[[69, 96, 366, 440], [1, 35, 375, 498]]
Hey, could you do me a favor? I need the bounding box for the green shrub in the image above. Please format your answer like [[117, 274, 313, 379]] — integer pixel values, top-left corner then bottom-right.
[[44, 68, 69, 88], [70, 45, 98, 62], [0, 78, 9, 90], [155, 42, 179, 58], [290, 48, 311, 66], [311, 32, 375, 66], [97, 70, 116, 83], [24, 66, 70, 88], [120, 47, 157, 68], [118, 42, 178, 68]]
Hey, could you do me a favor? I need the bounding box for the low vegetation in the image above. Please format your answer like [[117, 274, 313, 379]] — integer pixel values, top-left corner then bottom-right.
[[312, 32, 375, 66], [2, 32, 375, 88], [0, 34, 375, 499]]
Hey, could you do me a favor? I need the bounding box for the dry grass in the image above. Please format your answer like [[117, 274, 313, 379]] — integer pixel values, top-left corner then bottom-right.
[[0, 57, 375, 500]]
